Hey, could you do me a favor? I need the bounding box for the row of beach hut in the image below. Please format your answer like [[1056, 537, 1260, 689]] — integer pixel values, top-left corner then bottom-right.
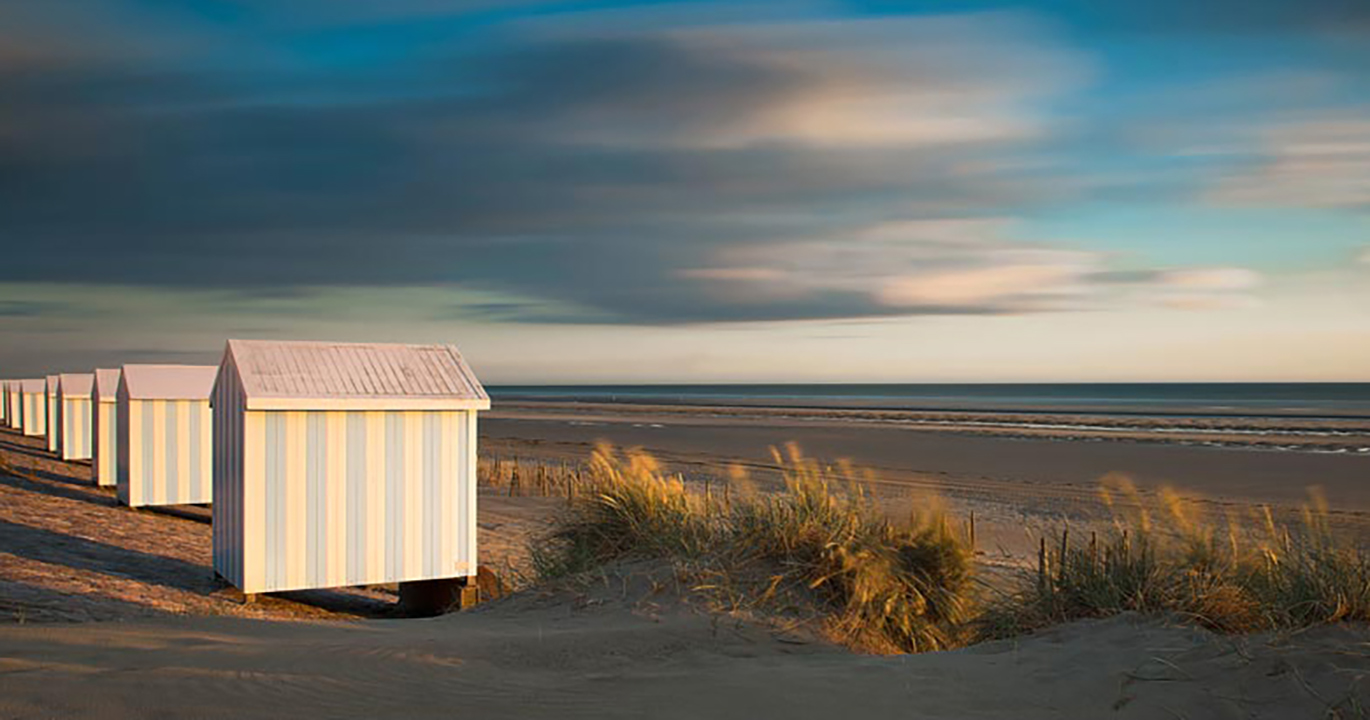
[[0, 339, 489, 602]]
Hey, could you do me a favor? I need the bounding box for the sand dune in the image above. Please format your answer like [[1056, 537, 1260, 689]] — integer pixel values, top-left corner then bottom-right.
[[3, 578, 1369, 719]]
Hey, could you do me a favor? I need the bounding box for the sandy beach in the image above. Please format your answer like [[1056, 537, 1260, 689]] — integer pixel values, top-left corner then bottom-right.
[[5, 413, 1370, 718], [483, 402, 1370, 501], [479, 400, 1370, 562]]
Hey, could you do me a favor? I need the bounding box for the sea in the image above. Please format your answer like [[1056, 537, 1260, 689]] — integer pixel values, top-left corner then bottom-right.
[[488, 383, 1370, 420]]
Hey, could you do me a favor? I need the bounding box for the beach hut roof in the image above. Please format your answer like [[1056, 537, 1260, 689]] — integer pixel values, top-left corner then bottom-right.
[[45, 374, 59, 395], [93, 368, 121, 401], [20, 379, 46, 392], [58, 373, 94, 396], [222, 338, 489, 411], [120, 364, 218, 400]]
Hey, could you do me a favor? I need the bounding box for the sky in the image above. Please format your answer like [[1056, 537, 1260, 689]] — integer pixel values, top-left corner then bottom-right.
[[1, 0, 1368, 382]]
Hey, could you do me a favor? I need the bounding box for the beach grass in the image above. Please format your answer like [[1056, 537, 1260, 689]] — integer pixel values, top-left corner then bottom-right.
[[509, 445, 1370, 652], [530, 443, 974, 653], [982, 476, 1370, 637]]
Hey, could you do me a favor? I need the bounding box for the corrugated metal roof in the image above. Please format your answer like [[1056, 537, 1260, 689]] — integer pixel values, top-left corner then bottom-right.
[[121, 364, 218, 400], [20, 379, 45, 392], [225, 339, 488, 410], [58, 373, 94, 397], [93, 368, 121, 401]]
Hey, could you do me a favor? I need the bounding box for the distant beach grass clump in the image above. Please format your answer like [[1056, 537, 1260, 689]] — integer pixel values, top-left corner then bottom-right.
[[986, 476, 1370, 637], [531, 443, 974, 654]]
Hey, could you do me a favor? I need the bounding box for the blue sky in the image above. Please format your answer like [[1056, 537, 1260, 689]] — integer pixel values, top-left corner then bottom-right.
[[0, 0, 1367, 381]]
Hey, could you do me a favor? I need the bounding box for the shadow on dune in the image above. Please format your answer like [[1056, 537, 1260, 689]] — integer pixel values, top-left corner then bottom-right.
[[0, 470, 116, 510], [0, 519, 214, 593], [0, 578, 170, 623]]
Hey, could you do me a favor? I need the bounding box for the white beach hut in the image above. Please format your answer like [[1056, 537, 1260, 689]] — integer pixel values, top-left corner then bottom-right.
[[6, 381, 20, 429], [19, 379, 46, 437], [45, 374, 59, 452], [117, 364, 217, 507], [91, 368, 121, 487], [0, 380, 9, 427], [57, 373, 95, 461], [212, 339, 489, 598]]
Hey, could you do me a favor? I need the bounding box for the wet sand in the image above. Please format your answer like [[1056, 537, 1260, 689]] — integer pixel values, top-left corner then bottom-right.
[[484, 402, 1370, 510]]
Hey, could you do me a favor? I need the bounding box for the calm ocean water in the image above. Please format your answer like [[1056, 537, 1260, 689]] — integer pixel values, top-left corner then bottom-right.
[[488, 383, 1370, 418]]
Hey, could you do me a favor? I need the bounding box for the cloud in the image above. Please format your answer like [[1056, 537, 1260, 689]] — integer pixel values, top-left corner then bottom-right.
[[680, 219, 1101, 314], [681, 219, 1262, 316], [1206, 112, 1370, 209], [1154, 268, 1262, 291], [0, 300, 59, 318], [0, 3, 1261, 325], [0, 7, 1104, 323]]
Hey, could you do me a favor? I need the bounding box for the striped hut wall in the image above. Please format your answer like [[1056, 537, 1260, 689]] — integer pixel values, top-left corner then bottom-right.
[[61, 398, 92, 461], [92, 400, 118, 486], [14, 388, 24, 430], [242, 409, 474, 595], [7, 386, 18, 428], [22, 391, 45, 437], [463, 409, 478, 576], [123, 398, 213, 507], [0, 384, 7, 425], [212, 358, 247, 589], [46, 384, 58, 452], [117, 394, 135, 505]]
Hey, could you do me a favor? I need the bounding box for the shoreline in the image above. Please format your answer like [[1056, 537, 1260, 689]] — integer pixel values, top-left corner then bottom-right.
[[482, 401, 1370, 513], [495, 397, 1370, 421], [489, 399, 1370, 454]]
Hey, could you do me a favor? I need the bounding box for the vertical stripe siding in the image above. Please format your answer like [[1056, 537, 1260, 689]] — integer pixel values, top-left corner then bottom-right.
[[243, 411, 264, 591], [306, 413, 324, 588], [94, 403, 105, 482], [95, 404, 117, 486], [325, 413, 346, 588], [117, 398, 132, 504], [142, 401, 156, 506], [47, 393, 57, 451], [365, 412, 385, 583], [422, 413, 437, 577], [108, 405, 118, 484], [177, 402, 191, 502], [385, 413, 404, 582], [120, 399, 213, 507], [286, 412, 307, 590], [59, 398, 92, 460], [231, 407, 475, 595], [164, 401, 180, 505], [22, 393, 45, 436], [403, 413, 422, 579], [264, 413, 282, 590], [465, 411, 478, 574], [189, 402, 202, 501], [346, 412, 366, 585]]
